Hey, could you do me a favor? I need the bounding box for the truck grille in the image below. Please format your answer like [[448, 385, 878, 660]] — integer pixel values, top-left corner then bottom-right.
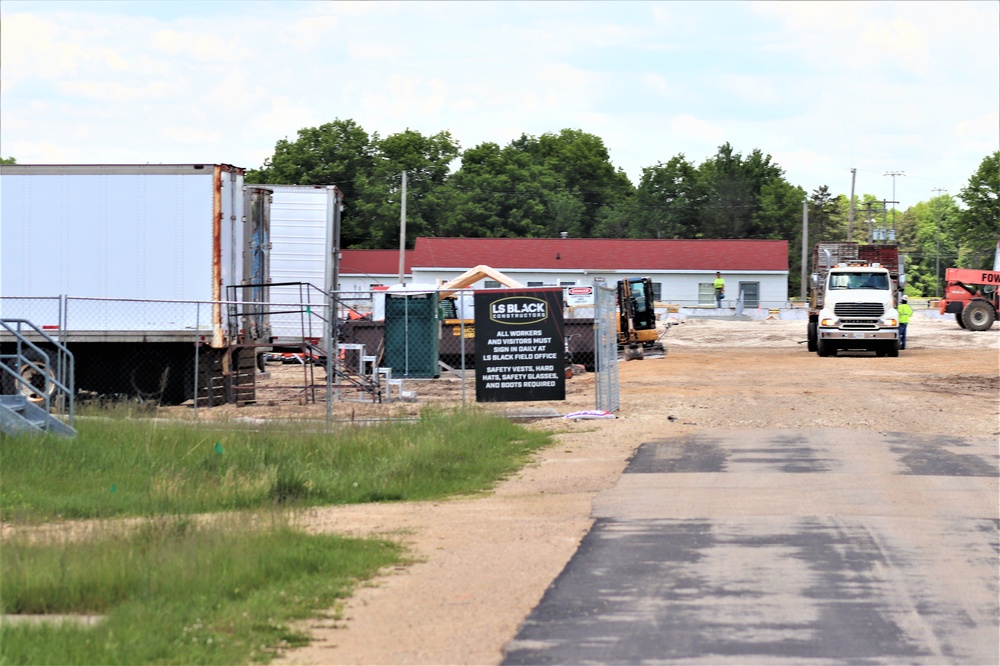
[[834, 303, 884, 317], [840, 319, 879, 330]]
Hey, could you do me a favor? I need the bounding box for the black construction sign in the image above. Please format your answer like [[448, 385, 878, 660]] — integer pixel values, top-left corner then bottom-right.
[[475, 288, 565, 402]]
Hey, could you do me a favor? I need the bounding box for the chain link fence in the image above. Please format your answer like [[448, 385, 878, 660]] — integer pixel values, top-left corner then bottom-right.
[[2, 284, 619, 414]]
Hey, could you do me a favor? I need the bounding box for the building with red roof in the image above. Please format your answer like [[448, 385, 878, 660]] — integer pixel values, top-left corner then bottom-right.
[[340, 237, 789, 308]]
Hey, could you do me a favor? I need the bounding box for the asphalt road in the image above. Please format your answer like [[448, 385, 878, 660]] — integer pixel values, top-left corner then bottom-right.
[[502, 429, 999, 665]]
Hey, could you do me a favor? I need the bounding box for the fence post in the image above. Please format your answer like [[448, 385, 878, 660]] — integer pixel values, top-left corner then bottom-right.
[[194, 301, 200, 421], [593, 278, 620, 413]]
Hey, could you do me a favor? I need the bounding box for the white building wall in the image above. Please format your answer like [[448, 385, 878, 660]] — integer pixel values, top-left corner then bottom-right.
[[339, 268, 790, 310], [406, 268, 788, 307]]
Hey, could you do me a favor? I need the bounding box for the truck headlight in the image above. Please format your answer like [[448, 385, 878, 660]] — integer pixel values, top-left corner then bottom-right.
[[882, 318, 897, 326], [821, 318, 838, 326]]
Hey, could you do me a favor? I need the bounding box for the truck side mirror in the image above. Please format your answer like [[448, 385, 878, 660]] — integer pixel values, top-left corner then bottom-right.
[[898, 274, 906, 288], [810, 273, 819, 289]]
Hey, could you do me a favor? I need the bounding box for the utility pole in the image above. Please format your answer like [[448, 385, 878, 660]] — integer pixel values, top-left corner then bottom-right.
[[884, 170, 904, 240], [877, 199, 898, 242], [932, 187, 947, 298], [398, 170, 407, 284], [848, 168, 857, 241], [801, 197, 809, 302]]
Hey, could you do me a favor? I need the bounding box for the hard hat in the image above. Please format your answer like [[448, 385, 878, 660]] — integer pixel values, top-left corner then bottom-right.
[[901, 295, 908, 302]]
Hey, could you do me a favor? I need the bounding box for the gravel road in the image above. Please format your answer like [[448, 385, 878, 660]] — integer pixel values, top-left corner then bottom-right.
[[276, 316, 999, 665]]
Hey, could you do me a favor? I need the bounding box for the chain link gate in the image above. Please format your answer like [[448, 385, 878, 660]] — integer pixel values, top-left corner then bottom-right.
[[592, 278, 619, 412]]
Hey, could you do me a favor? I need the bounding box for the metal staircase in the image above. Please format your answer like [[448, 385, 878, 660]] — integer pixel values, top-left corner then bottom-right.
[[0, 319, 76, 437], [227, 283, 411, 405]]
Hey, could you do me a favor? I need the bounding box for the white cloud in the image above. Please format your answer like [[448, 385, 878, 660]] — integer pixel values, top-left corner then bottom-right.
[[0, 0, 995, 208], [58, 79, 183, 102], [670, 116, 726, 145], [0, 12, 82, 80], [151, 27, 244, 62]]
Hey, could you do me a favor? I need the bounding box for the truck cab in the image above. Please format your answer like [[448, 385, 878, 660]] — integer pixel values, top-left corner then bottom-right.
[[813, 261, 900, 357]]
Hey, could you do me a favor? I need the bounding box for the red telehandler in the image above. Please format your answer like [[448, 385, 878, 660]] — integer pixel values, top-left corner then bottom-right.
[[938, 268, 1000, 331]]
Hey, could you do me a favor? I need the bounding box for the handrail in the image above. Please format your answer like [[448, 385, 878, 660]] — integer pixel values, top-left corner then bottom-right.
[[0, 318, 75, 428]]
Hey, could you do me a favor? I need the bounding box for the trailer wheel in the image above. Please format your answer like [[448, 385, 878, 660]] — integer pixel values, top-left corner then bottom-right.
[[955, 312, 967, 329], [129, 357, 170, 404], [8, 349, 57, 403], [961, 300, 996, 331], [807, 321, 817, 352], [816, 338, 834, 357]]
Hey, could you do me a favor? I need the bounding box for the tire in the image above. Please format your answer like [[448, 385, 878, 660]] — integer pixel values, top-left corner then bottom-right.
[[816, 338, 835, 357], [886, 340, 900, 357], [126, 351, 170, 404], [955, 312, 967, 329], [807, 321, 817, 352], [961, 300, 996, 331], [11, 348, 57, 403]]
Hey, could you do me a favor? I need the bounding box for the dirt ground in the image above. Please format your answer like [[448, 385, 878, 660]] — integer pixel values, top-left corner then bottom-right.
[[272, 315, 999, 666]]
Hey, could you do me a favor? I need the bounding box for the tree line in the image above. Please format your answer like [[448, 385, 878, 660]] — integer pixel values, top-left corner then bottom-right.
[[247, 120, 997, 297], [9, 122, 994, 297]]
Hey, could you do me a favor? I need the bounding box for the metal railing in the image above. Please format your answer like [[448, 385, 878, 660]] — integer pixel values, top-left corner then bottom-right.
[[0, 318, 75, 429]]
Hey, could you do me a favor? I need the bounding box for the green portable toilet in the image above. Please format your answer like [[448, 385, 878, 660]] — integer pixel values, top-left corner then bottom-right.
[[384, 292, 440, 378]]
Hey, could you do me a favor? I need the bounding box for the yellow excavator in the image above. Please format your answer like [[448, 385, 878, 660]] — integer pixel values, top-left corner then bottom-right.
[[617, 277, 663, 359]]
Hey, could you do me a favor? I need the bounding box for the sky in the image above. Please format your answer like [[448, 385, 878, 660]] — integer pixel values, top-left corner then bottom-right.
[[2, 1, 998, 212]]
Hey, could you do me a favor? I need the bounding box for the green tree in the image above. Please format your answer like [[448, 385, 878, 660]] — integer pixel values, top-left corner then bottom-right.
[[955, 151, 1000, 269], [896, 195, 961, 297], [364, 129, 460, 248], [508, 129, 634, 237], [626, 155, 703, 239], [441, 142, 556, 238], [696, 143, 786, 238], [248, 120, 460, 248], [247, 119, 380, 247], [0, 156, 16, 165]]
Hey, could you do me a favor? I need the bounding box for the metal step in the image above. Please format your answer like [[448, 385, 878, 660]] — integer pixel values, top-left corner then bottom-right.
[[0, 395, 77, 438]]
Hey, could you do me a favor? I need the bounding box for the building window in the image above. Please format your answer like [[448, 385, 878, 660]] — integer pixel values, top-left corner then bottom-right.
[[485, 280, 500, 289], [652, 282, 662, 301], [527, 281, 544, 287], [698, 283, 715, 304], [559, 281, 575, 287], [739, 281, 760, 307]]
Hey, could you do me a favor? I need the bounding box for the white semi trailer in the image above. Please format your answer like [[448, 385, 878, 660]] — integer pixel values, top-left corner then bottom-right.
[[0, 164, 272, 404], [256, 183, 344, 348]]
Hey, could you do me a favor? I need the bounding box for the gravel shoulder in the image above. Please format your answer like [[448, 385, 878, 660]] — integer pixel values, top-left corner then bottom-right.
[[276, 316, 1000, 665]]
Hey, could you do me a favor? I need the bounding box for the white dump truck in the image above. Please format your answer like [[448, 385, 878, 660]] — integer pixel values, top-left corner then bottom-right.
[[807, 242, 904, 357]]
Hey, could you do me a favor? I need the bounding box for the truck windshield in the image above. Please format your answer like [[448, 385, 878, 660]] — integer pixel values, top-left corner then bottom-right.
[[829, 272, 890, 290]]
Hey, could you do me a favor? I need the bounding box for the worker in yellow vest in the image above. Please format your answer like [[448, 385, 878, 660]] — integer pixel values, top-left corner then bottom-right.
[[898, 294, 913, 350], [713, 272, 725, 308]]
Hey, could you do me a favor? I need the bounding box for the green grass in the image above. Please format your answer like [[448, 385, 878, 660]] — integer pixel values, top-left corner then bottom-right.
[[1, 408, 553, 523], [1, 515, 404, 664], [0, 408, 554, 664]]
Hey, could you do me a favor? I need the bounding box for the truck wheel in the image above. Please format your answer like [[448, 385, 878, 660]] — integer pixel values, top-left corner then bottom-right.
[[816, 338, 834, 357], [955, 312, 967, 329], [807, 321, 817, 352], [962, 300, 996, 331], [886, 341, 899, 357]]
